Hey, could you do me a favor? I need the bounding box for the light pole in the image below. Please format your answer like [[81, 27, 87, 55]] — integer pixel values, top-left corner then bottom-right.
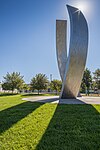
[[50, 74, 52, 82]]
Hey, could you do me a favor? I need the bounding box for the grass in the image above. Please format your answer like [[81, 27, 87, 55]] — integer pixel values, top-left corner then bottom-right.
[[0, 92, 99, 97], [21, 93, 57, 97], [0, 92, 18, 97], [82, 93, 100, 97], [0, 95, 100, 150]]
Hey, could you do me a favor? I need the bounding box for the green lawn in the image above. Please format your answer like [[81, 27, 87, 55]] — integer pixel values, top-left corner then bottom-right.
[[0, 95, 100, 150]]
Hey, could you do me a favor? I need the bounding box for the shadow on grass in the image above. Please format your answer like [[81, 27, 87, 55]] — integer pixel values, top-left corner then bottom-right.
[[21, 93, 56, 97], [0, 93, 18, 97], [36, 104, 100, 150], [21, 93, 44, 97], [0, 101, 43, 134]]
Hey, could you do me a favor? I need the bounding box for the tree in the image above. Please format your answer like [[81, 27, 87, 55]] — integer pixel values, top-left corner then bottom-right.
[[22, 83, 30, 93], [50, 79, 62, 95], [30, 77, 36, 92], [2, 82, 10, 91], [80, 82, 86, 93], [80, 68, 92, 95], [30, 73, 48, 94], [93, 69, 100, 90], [2, 72, 24, 92]]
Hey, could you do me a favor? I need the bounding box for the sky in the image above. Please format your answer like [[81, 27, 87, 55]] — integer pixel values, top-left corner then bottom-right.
[[0, 0, 100, 83]]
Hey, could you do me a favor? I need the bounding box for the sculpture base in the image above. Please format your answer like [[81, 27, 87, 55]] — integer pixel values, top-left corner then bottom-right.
[[60, 92, 82, 99]]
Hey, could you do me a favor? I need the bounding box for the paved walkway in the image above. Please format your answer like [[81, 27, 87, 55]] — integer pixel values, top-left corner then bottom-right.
[[22, 96, 100, 104]]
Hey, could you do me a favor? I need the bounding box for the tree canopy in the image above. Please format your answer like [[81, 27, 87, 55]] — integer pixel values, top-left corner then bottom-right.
[[2, 72, 24, 92], [93, 68, 100, 90], [30, 73, 48, 94], [50, 79, 62, 94], [80, 68, 92, 94]]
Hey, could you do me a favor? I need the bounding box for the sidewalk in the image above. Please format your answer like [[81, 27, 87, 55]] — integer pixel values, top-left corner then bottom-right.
[[22, 96, 100, 104]]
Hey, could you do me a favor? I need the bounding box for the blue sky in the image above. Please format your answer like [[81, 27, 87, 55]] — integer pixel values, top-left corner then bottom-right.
[[0, 0, 100, 83]]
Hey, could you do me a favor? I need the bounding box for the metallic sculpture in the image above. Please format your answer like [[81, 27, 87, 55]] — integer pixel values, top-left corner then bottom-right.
[[56, 5, 88, 98]]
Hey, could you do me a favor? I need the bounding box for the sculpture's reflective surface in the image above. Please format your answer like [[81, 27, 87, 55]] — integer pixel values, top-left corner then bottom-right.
[[56, 5, 88, 98]]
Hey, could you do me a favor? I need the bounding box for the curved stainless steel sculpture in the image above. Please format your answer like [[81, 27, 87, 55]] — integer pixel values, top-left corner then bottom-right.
[[56, 5, 88, 98]]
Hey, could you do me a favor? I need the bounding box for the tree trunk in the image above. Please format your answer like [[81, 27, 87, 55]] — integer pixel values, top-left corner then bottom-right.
[[56, 90, 57, 95], [87, 88, 89, 96], [38, 90, 39, 95]]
